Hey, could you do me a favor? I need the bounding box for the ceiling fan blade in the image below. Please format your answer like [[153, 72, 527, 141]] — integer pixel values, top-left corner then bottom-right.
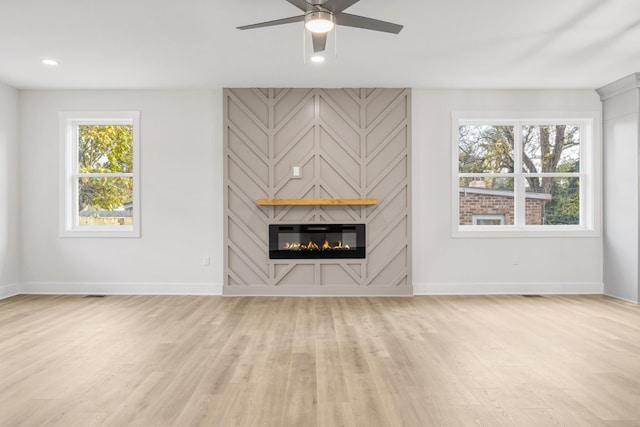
[[324, 0, 360, 13], [335, 12, 403, 34], [237, 15, 304, 30], [312, 32, 327, 53], [286, 0, 315, 12]]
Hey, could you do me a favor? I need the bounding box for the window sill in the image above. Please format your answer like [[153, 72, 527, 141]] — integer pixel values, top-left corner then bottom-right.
[[453, 226, 600, 238], [60, 226, 140, 238]]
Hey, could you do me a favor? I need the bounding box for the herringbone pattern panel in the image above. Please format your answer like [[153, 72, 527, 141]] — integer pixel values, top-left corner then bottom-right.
[[224, 88, 411, 295]]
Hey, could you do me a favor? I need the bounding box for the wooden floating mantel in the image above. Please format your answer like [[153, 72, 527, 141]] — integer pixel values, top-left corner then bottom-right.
[[257, 198, 378, 206]]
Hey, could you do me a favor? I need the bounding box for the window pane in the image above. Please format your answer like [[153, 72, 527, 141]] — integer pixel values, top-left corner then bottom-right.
[[525, 177, 579, 225], [459, 177, 514, 225], [78, 177, 133, 227], [459, 125, 515, 173], [78, 125, 133, 173], [522, 125, 580, 174], [459, 176, 514, 191], [473, 215, 505, 225]]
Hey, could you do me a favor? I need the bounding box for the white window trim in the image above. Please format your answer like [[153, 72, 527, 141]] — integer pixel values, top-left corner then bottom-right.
[[472, 214, 505, 225], [59, 111, 140, 238], [452, 111, 601, 238]]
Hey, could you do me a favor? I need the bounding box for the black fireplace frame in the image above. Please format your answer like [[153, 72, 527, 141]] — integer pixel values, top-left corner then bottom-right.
[[269, 224, 366, 259]]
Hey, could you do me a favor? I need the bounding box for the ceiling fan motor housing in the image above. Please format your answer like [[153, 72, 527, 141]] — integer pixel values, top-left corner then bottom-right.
[[304, 10, 335, 33]]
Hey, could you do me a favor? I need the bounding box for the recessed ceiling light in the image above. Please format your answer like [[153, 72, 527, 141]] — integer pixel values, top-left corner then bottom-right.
[[310, 55, 325, 63], [42, 59, 59, 66]]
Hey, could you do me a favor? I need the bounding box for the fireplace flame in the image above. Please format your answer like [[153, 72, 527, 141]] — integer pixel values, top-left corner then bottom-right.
[[282, 239, 351, 251]]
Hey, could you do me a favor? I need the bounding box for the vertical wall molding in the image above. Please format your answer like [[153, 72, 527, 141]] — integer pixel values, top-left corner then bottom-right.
[[223, 88, 412, 295], [597, 73, 640, 303]]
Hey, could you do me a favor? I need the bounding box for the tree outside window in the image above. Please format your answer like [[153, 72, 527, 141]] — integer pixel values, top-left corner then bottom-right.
[[77, 124, 134, 225]]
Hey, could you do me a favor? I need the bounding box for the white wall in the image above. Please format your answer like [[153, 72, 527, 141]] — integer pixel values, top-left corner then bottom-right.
[[19, 90, 224, 295], [412, 89, 603, 294], [0, 82, 20, 298], [16, 88, 604, 296]]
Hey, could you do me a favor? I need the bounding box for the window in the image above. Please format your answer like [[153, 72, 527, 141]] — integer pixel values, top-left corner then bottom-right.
[[473, 215, 505, 225], [60, 111, 140, 237], [453, 112, 599, 237]]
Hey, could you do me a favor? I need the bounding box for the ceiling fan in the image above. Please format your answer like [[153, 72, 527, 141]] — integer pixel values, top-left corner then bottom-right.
[[237, 0, 403, 54]]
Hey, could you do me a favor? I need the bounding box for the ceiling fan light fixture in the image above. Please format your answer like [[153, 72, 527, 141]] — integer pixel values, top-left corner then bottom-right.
[[304, 11, 335, 33]]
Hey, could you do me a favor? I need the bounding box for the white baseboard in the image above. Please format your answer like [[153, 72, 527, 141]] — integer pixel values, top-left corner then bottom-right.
[[413, 281, 604, 295], [222, 284, 413, 297], [20, 282, 223, 296], [0, 283, 20, 300], [10, 281, 605, 298], [603, 292, 639, 304]]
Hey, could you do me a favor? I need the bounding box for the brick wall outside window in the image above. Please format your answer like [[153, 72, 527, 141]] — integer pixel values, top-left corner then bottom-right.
[[459, 191, 547, 225]]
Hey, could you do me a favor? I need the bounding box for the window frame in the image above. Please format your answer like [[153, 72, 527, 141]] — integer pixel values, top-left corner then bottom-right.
[[452, 111, 601, 238], [59, 111, 140, 238], [472, 214, 505, 226]]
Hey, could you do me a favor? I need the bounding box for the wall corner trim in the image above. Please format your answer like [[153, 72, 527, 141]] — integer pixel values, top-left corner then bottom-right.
[[596, 73, 640, 101]]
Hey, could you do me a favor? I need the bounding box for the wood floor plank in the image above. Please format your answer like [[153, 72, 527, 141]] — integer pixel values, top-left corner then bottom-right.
[[0, 294, 639, 426]]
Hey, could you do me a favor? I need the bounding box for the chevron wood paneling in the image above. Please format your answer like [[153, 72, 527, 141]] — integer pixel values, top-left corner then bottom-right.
[[223, 88, 412, 295]]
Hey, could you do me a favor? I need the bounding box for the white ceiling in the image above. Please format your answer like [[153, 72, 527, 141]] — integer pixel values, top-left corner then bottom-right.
[[1, 0, 639, 90]]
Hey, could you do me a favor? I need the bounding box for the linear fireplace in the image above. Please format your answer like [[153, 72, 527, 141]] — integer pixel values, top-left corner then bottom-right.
[[269, 224, 366, 259]]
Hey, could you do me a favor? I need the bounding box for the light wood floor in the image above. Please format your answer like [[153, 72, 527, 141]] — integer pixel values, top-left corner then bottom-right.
[[0, 294, 639, 427]]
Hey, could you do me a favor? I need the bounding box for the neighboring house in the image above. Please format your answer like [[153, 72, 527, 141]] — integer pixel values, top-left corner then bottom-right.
[[78, 204, 133, 226], [459, 182, 552, 225]]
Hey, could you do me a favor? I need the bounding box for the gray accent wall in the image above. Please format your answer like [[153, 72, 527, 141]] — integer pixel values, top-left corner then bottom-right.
[[223, 88, 412, 295]]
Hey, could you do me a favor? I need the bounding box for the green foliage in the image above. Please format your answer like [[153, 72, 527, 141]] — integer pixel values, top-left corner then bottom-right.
[[79, 176, 133, 211], [543, 167, 580, 225], [78, 125, 133, 211], [458, 125, 514, 174], [79, 124, 133, 173]]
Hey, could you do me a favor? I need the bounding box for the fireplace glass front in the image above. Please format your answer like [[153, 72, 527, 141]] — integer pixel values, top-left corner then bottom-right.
[[269, 224, 366, 259]]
